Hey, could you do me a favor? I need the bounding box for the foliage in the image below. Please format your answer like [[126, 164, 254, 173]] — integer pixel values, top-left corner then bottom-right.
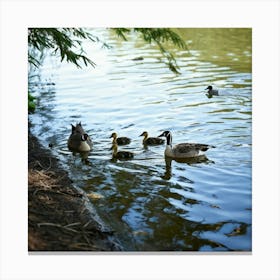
[[28, 28, 187, 73], [28, 92, 36, 113], [113, 28, 187, 74], [28, 28, 99, 68]]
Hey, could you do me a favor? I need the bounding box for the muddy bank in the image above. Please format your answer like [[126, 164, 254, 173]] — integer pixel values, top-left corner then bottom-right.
[[28, 125, 122, 251]]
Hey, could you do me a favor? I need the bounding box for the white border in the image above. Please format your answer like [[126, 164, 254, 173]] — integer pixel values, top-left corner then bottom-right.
[[1, 0, 279, 279]]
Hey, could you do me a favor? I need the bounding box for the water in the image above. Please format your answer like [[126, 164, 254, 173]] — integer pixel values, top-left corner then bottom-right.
[[29, 28, 252, 251]]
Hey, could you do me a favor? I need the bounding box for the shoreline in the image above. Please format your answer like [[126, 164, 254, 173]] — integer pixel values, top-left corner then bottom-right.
[[28, 123, 122, 251]]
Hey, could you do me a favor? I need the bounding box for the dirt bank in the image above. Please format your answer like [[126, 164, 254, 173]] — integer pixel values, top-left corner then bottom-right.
[[28, 126, 122, 251]]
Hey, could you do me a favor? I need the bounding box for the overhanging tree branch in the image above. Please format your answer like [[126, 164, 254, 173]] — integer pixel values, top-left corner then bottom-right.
[[28, 28, 188, 73]]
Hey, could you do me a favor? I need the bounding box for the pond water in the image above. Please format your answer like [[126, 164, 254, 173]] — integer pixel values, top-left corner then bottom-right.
[[29, 28, 252, 251]]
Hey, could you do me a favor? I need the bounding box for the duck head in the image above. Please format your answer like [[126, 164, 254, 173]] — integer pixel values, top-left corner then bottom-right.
[[158, 131, 172, 146], [205, 85, 213, 91], [158, 131, 170, 138], [110, 132, 117, 139], [139, 131, 148, 137]]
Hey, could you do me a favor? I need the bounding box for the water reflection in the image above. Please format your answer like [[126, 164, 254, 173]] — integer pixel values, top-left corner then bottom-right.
[[175, 28, 252, 73], [72, 151, 91, 164], [162, 156, 212, 180]]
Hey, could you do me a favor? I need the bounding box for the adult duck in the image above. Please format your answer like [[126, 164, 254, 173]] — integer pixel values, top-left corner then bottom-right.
[[158, 131, 215, 159], [67, 122, 93, 152]]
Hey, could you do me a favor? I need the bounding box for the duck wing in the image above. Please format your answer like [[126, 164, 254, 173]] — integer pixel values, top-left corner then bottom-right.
[[177, 143, 215, 151], [173, 143, 215, 157], [117, 137, 131, 145], [146, 137, 165, 145]]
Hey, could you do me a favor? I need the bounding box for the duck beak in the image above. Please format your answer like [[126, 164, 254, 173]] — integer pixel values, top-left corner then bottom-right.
[[139, 132, 144, 137], [158, 132, 164, 137], [205, 87, 208, 90]]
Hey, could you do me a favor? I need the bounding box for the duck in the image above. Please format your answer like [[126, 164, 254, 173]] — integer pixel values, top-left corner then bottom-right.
[[110, 132, 131, 145], [205, 85, 219, 98], [158, 131, 215, 159], [111, 144, 134, 160], [67, 122, 93, 152], [139, 131, 165, 145]]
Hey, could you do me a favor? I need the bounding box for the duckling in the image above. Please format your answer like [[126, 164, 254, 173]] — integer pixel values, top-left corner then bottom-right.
[[205, 85, 219, 98], [139, 131, 165, 145], [158, 131, 215, 159], [110, 132, 131, 145], [111, 144, 134, 160], [68, 122, 93, 152]]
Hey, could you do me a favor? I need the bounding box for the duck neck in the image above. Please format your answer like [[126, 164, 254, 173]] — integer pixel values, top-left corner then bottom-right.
[[112, 144, 118, 155], [166, 133, 172, 147], [143, 134, 148, 142]]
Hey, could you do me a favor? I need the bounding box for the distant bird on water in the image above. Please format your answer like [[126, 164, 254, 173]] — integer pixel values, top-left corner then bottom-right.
[[205, 85, 219, 98]]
